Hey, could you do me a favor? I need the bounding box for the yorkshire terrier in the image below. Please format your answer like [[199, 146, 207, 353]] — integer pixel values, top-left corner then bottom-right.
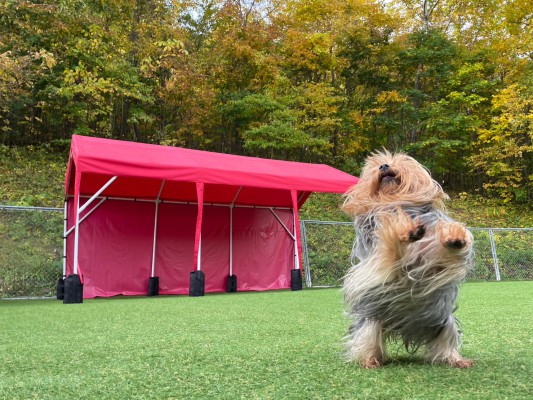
[[341, 150, 473, 368]]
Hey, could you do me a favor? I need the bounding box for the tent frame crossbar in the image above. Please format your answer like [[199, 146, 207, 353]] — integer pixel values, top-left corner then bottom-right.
[[68, 194, 292, 210], [78, 177, 117, 214], [73, 176, 117, 275], [62, 201, 68, 277], [65, 197, 107, 237], [269, 208, 296, 241], [270, 206, 301, 271]]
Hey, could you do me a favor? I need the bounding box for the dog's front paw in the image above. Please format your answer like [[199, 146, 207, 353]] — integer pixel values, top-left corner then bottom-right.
[[437, 222, 471, 250], [361, 357, 382, 369], [408, 224, 426, 242], [396, 210, 425, 243], [449, 358, 473, 369]]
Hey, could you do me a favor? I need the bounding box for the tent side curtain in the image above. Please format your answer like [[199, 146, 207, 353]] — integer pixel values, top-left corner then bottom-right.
[[65, 198, 297, 298]]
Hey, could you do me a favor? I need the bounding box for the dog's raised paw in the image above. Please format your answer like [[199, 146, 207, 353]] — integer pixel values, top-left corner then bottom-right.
[[438, 222, 470, 250], [445, 239, 466, 249], [408, 224, 426, 242]]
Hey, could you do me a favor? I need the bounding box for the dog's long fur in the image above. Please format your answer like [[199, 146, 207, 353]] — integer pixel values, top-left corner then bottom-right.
[[342, 150, 473, 368]]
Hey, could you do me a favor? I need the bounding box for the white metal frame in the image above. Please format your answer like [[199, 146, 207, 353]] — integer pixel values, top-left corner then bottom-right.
[[62, 201, 68, 278], [151, 181, 166, 278], [292, 208, 300, 270], [269, 206, 301, 270], [72, 176, 117, 275], [229, 187, 243, 276]]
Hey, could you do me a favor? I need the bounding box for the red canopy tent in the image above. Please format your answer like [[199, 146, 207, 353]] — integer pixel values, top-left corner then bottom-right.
[[60, 135, 358, 303]]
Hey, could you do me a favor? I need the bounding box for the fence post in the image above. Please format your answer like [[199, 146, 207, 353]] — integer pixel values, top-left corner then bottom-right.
[[300, 220, 312, 288], [488, 229, 501, 281]]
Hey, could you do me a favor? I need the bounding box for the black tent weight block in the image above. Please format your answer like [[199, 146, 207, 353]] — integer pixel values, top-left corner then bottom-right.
[[189, 270, 205, 297], [148, 276, 159, 296], [291, 269, 302, 291], [63, 274, 83, 304], [226, 275, 237, 293], [56, 278, 65, 300]]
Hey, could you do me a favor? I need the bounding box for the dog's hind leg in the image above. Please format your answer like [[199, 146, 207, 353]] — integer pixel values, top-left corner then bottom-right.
[[425, 316, 473, 368], [344, 319, 386, 368]]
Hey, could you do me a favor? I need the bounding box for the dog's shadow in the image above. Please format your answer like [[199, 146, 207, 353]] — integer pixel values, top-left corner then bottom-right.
[[382, 355, 425, 367]]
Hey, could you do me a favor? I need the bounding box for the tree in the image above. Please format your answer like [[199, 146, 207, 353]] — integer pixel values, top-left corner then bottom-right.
[[470, 83, 533, 202]]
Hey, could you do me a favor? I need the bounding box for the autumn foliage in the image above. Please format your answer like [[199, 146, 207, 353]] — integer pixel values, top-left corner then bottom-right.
[[0, 0, 531, 202]]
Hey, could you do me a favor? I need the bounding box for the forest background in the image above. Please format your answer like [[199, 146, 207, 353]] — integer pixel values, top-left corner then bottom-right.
[[0, 0, 532, 208]]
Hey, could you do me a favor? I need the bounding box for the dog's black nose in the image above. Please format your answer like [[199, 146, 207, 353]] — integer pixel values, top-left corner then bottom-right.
[[379, 164, 390, 171]]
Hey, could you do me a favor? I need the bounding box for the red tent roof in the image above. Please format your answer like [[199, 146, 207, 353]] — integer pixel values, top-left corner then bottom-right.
[[66, 135, 358, 208]]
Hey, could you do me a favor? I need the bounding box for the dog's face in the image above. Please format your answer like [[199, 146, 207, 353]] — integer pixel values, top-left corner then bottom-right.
[[343, 150, 448, 216]]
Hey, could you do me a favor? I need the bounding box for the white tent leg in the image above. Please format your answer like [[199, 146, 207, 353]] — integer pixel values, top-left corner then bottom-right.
[[150, 203, 160, 277], [151, 181, 165, 277], [62, 201, 67, 277], [293, 209, 300, 270], [73, 195, 81, 275], [229, 186, 242, 277], [229, 206, 233, 276], [65, 197, 107, 237], [197, 234, 202, 271]]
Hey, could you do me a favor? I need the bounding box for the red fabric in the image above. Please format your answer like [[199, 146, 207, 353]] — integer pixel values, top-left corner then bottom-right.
[[64, 135, 359, 298], [154, 203, 196, 295], [67, 200, 154, 297], [66, 135, 358, 206], [231, 208, 293, 291], [66, 200, 295, 297]]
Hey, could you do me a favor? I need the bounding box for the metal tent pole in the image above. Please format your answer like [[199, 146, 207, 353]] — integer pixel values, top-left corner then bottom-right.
[[226, 186, 242, 293], [290, 190, 303, 291], [73, 194, 81, 275], [78, 177, 117, 214], [65, 197, 107, 237], [62, 201, 67, 278], [229, 187, 242, 277], [269, 208, 295, 240], [147, 181, 165, 296], [190, 182, 205, 296], [73, 176, 117, 275], [197, 234, 202, 271], [292, 209, 300, 270], [229, 206, 233, 276], [151, 181, 165, 278]]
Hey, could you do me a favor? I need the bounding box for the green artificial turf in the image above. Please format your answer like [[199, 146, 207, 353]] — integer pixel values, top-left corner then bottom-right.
[[0, 282, 531, 399]]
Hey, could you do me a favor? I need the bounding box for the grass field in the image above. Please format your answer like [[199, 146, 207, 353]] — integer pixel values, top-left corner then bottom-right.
[[0, 282, 531, 400]]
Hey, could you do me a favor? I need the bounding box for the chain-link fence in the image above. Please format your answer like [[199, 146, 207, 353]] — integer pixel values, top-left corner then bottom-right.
[[0, 206, 63, 298], [1, 207, 532, 298], [301, 220, 533, 288]]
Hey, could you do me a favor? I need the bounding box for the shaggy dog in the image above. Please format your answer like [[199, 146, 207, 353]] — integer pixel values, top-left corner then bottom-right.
[[342, 150, 473, 368]]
